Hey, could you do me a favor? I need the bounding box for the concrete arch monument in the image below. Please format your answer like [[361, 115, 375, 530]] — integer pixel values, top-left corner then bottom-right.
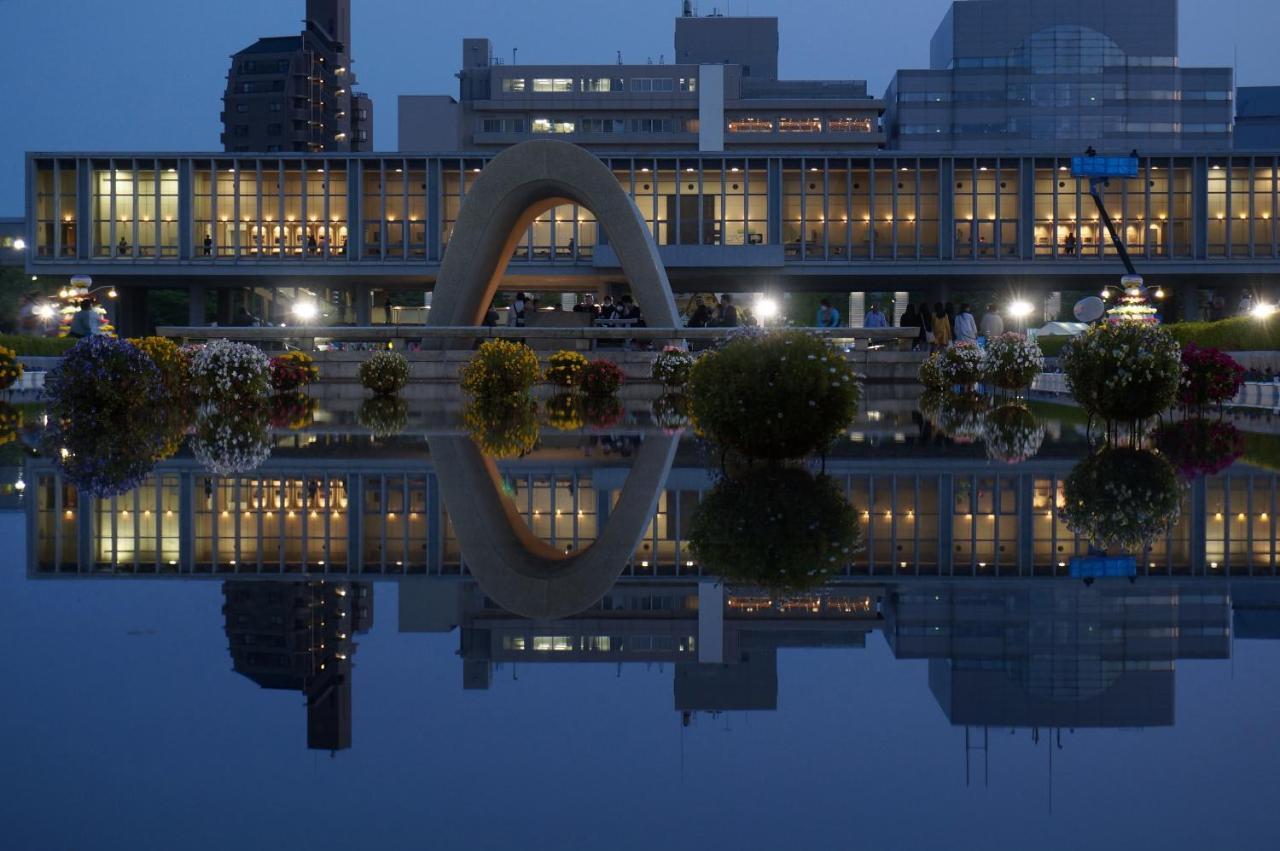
[[428, 433, 679, 620], [427, 139, 681, 328]]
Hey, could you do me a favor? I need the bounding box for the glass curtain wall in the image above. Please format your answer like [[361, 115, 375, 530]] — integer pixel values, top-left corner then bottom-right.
[[1208, 157, 1279, 258], [91, 159, 179, 259], [953, 159, 1020, 259]]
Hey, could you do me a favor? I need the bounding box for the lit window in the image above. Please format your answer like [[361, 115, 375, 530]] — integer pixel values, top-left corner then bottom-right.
[[727, 117, 774, 133], [828, 116, 873, 133], [532, 78, 574, 92], [531, 118, 575, 134], [501, 78, 527, 93], [778, 116, 822, 133]]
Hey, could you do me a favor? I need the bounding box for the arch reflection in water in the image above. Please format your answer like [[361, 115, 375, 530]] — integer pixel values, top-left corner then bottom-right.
[[427, 433, 679, 619]]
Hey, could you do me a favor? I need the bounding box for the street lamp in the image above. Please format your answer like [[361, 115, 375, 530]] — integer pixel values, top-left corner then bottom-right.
[[1252, 302, 1278, 320], [11, 238, 25, 251], [291, 301, 320, 322], [754, 296, 779, 323]]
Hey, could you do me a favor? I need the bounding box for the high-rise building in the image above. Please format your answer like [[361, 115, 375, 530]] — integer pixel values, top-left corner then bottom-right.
[[883, 0, 1234, 152], [1235, 87, 1280, 150], [221, 0, 373, 153]]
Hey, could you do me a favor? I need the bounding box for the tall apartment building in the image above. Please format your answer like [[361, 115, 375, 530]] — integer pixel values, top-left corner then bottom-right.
[[221, 0, 373, 153], [883, 0, 1234, 152], [399, 8, 884, 153]]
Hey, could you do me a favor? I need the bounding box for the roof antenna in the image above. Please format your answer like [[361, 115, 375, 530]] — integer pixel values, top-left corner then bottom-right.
[[617, 49, 623, 65], [512, 47, 517, 65]]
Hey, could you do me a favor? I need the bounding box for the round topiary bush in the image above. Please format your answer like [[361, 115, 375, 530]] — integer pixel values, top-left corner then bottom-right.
[[1061, 322, 1182, 423], [460, 340, 540, 398], [357, 394, 409, 438], [462, 397, 540, 459], [581, 359, 626, 397], [1061, 447, 1183, 552], [360, 350, 410, 396], [917, 352, 947, 390], [687, 330, 861, 460], [269, 350, 320, 392], [984, 333, 1044, 391], [545, 350, 589, 389], [1178, 343, 1245, 412], [939, 341, 987, 387], [688, 467, 862, 591], [0, 344, 25, 391], [43, 337, 170, 496], [652, 347, 696, 389], [190, 339, 272, 403]]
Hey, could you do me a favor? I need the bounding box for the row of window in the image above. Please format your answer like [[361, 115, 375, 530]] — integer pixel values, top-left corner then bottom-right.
[[900, 85, 1231, 106], [900, 119, 1232, 137], [950, 54, 1177, 70], [501, 76, 697, 94], [477, 115, 876, 136]]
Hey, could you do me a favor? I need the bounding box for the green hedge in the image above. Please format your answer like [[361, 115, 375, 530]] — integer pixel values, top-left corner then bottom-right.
[[0, 334, 77, 356], [1244, 432, 1280, 472], [1167, 317, 1280, 351], [1035, 335, 1073, 358]]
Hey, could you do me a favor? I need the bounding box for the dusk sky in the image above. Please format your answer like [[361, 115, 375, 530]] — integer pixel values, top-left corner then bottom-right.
[[3, 0, 1277, 212]]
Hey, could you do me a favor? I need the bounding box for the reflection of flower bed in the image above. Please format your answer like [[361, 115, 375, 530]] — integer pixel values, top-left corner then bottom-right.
[[1061, 322, 1181, 422], [269, 393, 319, 430], [936, 393, 990, 444], [191, 403, 272, 476], [0, 344, 25, 390], [270, 351, 319, 392], [650, 393, 691, 432], [357, 395, 409, 438], [689, 467, 862, 591], [688, 330, 860, 460], [983, 403, 1045, 464], [1153, 418, 1244, 478], [0, 402, 20, 446], [1062, 448, 1183, 552], [44, 337, 170, 497], [583, 394, 624, 430], [543, 394, 584, 432], [463, 397, 539, 459]]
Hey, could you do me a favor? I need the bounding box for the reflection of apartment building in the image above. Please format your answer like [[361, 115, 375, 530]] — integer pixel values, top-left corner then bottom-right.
[[222, 580, 373, 750]]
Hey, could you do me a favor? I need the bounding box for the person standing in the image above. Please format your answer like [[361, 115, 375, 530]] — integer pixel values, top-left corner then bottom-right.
[[900, 303, 921, 350], [954, 303, 978, 343], [713, 294, 739, 327], [68, 300, 101, 339], [931, 302, 952, 350], [917, 303, 934, 350], [687, 297, 712, 328], [509, 292, 528, 327], [943, 301, 956, 338], [816, 298, 841, 328], [864, 303, 887, 328], [980, 304, 1005, 340]]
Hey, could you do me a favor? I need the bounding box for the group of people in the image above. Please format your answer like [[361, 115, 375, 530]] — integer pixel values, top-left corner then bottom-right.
[[684, 294, 746, 328], [897, 302, 1007, 351]]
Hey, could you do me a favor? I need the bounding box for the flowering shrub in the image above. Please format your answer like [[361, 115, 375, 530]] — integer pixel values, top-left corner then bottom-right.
[[462, 397, 539, 459], [583, 394, 624, 430], [1179, 343, 1244, 411], [43, 337, 170, 496], [1153, 418, 1245, 478], [1061, 322, 1182, 423], [983, 403, 1046, 464], [581, 359, 626, 397], [688, 467, 862, 591], [1061, 448, 1183, 552], [357, 395, 409, 438], [651, 393, 691, 432], [545, 350, 589, 389], [0, 345, 24, 390], [190, 339, 271, 402], [191, 403, 272, 476], [460, 340, 540, 398], [359, 351, 410, 396], [687, 330, 861, 460], [917, 353, 947, 390], [985, 333, 1044, 391], [652, 347, 695, 388], [270, 351, 320, 392], [543, 394, 584, 431], [269, 392, 318, 430], [939, 341, 987, 386], [128, 337, 195, 456]]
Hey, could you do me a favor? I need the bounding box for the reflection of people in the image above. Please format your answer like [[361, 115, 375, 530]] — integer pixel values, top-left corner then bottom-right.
[[68, 300, 101, 338]]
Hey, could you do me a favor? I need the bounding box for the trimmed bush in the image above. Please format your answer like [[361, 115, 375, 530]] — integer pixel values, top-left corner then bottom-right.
[[0, 334, 77, 357], [269, 350, 319, 392], [984, 333, 1044, 391], [917, 352, 947, 390], [1061, 322, 1182, 422], [460, 340, 540, 398], [939, 341, 987, 386], [1179, 343, 1244, 411], [190, 339, 272, 402], [581, 359, 625, 396], [359, 351, 410, 396], [545, 350, 589, 389], [688, 467, 862, 591], [1167, 316, 1280, 351], [687, 330, 861, 460], [652, 347, 695, 388]]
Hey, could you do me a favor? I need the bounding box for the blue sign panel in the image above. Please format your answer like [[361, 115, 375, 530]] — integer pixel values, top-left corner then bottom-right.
[[1071, 156, 1139, 179]]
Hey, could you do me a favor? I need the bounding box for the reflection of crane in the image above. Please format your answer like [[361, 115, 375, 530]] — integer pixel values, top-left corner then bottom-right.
[[1071, 150, 1140, 277]]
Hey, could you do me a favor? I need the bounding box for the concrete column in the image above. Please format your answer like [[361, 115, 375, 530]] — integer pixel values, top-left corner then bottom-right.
[[1019, 157, 1035, 260], [697, 65, 725, 153], [76, 490, 94, 572], [1193, 157, 1209, 260], [939, 159, 955, 261], [114, 286, 149, 338], [847, 292, 865, 327], [355, 286, 371, 325], [188, 282, 207, 326], [1180, 280, 1201, 322], [767, 159, 782, 246], [178, 160, 194, 260], [697, 582, 725, 664], [427, 158, 442, 262], [215, 289, 235, 325]]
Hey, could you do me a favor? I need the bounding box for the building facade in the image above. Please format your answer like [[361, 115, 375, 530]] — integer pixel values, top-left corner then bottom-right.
[[883, 0, 1233, 152], [221, 0, 373, 153], [1236, 87, 1280, 150]]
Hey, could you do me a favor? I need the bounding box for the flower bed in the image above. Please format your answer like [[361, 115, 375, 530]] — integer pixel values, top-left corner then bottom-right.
[[270, 351, 319, 392], [652, 347, 695, 389], [1061, 448, 1183, 552], [545, 350, 588, 389], [359, 351, 409, 396], [1061, 322, 1182, 423], [687, 330, 861, 460], [688, 467, 862, 591], [985, 333, 1043, 391], [460, 340, 540, 399], [1179, 343, 1244, 411], [190, 339, 271, 402], [581, 359, 626, 397]]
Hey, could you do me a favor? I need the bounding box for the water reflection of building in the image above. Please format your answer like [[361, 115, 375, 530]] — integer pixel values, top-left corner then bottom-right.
[[26, 454, 1280, 578], [222, 581, 373, 750]]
